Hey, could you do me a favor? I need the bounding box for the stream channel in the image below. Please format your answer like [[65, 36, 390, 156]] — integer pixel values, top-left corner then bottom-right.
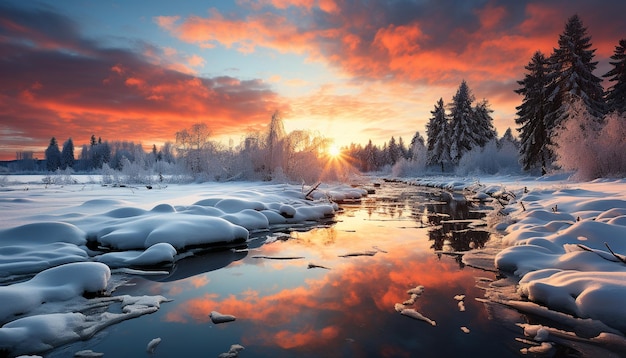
[[51, 181, 540, 357]]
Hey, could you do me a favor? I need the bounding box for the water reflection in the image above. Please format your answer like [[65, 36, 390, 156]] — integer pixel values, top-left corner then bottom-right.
[[164, 238, 499, 357]]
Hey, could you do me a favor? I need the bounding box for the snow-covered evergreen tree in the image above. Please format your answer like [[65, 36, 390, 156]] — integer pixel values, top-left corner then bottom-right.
[[363, 140, 375, 172], [603, 38, 626, 114], [448, 80, 477, 163], [387, 136, 401, 164], [45, 137, 61, 172], [425, 98, 450, 168], [546, 15, 605, 127], [515, 51, 552, 173], [498, 128, 519, 149], [471, 99, 497, 147], [397, 136, 408, 160], [60, 138, 75, 170]]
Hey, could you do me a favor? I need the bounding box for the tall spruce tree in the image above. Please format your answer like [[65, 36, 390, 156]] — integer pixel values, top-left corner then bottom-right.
[[546, 14, 605, 128], [603, 39, 626, 114], [388, 136, 401, 164], [448, 80, 476, 163], [515, 51, 552, 173], [472, 99, 497, 147], [45, 137, 61, 171], [60, 138, 75, 170], [426, 98, 450, 168]]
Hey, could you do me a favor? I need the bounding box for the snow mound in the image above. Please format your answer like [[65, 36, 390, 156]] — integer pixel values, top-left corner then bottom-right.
[[494, 181, 626, 333], [97, 214, 249, 250], [94, 243, 177, 268], [0, 262, 110, 323]]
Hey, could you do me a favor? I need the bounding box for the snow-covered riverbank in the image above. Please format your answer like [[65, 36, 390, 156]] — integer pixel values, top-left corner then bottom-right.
[[0, 177, 366, 356], [405, 174, 626, 354], [1, 174, 626, 356]]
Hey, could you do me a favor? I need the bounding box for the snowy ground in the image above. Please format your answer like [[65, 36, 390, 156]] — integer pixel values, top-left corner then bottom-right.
[[1, 173, 626, 356], [0, 176, 365, 356]]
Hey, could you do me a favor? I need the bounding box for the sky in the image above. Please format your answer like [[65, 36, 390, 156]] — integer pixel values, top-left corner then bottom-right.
[[1, 0, 625, 161]]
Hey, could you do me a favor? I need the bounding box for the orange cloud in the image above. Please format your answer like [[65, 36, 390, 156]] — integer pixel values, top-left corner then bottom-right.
[[0, 14, 286, 160]]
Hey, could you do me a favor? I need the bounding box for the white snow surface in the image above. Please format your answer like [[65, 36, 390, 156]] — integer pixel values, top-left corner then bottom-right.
[[0, 177, 364, 356]]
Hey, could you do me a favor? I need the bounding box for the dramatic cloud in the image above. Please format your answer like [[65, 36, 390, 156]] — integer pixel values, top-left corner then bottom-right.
[[157, 0, 626, 87], [155, 0, 626, 142], [3, 0, 624, 159], [0, 4, 284, 160]]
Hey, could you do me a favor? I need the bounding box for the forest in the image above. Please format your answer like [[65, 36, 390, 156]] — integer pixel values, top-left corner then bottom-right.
[[4, 15, 626, 183]]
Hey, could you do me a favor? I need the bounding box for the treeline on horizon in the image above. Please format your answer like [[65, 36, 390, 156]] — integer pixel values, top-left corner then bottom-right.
[[4, 14, 625, 182]]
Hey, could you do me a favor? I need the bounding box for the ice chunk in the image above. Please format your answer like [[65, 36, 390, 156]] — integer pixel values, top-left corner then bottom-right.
[[146, 337, 161, 354], [210, 311, 236, 324], [399, 308, 436, 326], [218, 343, 245, 358]]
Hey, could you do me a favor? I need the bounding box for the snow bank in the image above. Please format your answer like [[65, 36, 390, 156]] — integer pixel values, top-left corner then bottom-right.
[[0, 262, 110, 323], [0, 179, 367, 356], [493, 179, 626, 333]]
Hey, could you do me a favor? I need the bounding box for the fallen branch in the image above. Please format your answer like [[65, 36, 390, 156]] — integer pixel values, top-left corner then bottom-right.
[[605, 242, 626, 264], [576, 244, 626, 264], [305, 181, 322, 200]]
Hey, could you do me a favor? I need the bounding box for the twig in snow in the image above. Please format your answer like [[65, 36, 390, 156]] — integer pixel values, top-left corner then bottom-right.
[[604, 242, 626, 264]]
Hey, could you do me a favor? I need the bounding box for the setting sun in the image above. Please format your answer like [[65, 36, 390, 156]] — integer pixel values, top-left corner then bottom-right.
[[328, 144, 341, 158]]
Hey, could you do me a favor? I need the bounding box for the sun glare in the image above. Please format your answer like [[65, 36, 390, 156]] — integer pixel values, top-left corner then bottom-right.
[[328, 144, 341, 158]]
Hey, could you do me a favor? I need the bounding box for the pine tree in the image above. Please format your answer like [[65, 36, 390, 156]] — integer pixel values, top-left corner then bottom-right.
[[388, 136, 401, 164], [397, 136, 408, 160], [546, 14, 605, 128], [603, 38, 626, 114], [472, 99, 497, 147], [448, 80, 476, 163], [426, 98, 450, 168], [498, 128, 519, 149], [363, 140, 375, 172], [515, 51, 552, 173], [408, 131, 425, 161], [45, 137, 61, 171], [60, 138, 75, 169]]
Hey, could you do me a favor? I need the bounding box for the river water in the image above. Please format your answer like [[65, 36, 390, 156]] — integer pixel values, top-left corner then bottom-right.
[[51, 181, 534, 357]]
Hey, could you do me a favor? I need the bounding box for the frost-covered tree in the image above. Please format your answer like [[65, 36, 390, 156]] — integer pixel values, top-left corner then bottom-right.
[[45, 137, 61, 171], [265, 110, 287, 177], [472, 99, 497, 147], [363, 140, 376, 172], [498, 128, 519, 149], [546, 14, 605, 127], [426, 98, 450, 169], [387, 136, 401, 164], [60, 138, 75, 170], [553, 99, 602, 179], [398, 136, 408, 160], [448, 80, 477, 163], [603, 38, 626, 114], [392, 132, 427, 177], [176, 123, 212, 173], [515, 51, 552, 173]]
